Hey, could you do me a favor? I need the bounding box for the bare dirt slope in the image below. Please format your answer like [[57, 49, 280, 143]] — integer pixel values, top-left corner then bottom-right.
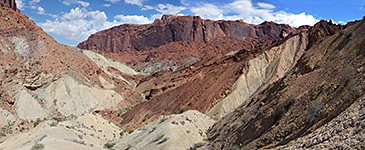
[[0, 1, 142, 146], [207, 18, 365, 149]]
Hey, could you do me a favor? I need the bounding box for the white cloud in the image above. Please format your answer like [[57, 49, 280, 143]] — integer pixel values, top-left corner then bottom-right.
[[105, 0, 120, 3], [38, 7, 152, 45], [191, 3, 225, 20], [114, 15, 151, 24], [15, 0, 24, 10], [188, 0, 318, 27], [37, 6, 45, 14], [61, 0, 90, 7], [125, 0, 144, 6], [257, 2, 275, 9], [30, 0, 40, 4], [103, 4, 111, 7], [337, 21, 346, 25], [155, 4, 186, 14]]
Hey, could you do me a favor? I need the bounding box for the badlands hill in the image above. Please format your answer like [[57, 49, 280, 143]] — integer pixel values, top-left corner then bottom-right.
[[78, 14, 309, 74], [0, 0, 364, 150]]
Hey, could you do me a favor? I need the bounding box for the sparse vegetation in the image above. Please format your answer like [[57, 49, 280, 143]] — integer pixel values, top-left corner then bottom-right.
[[128, 130, 134, 134], [31, 143, 45, 150], [104, 142, 115, 149], [119, 131, 124, 136], [152, 135, 164, 143], [33, 121, 40, 128], [307, 99, 324, 122], [159, 117, 168, 124], [191, 142, 206, 149], [179, 108, 185, 114], [157, 137, 169, 144], [52, 117, 58, 121]]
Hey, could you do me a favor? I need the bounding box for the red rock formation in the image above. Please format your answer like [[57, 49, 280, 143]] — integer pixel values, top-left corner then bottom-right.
[[78, 15, 299, 53], [0, 0, 17, 11], [78, 15, 308, 74]]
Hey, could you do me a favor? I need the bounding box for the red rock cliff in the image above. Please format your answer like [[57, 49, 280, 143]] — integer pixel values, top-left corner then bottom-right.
[[0, 0, 17, 11], [77, 15, 300, 53]]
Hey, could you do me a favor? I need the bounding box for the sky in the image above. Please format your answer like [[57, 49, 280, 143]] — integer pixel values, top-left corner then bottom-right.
[[15, 0, 365, 46]]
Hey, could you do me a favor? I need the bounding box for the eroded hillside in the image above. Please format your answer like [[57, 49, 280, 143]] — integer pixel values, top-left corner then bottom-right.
[[207, 18, 365, 149], [0, 0, 364, 149], [78, 14, 309, 74]]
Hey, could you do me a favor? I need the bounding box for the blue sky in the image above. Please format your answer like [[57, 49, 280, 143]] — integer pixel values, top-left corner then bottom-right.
[[15, 0, 365, 46]]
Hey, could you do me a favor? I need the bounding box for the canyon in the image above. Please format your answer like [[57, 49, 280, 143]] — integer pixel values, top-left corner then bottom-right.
[[0, 1, 364, 150]]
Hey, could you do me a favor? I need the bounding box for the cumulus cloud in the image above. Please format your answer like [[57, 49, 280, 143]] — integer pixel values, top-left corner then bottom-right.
[[105, 0, 121, 3], [15, 0, 24, 10], [257, 2, 275, 9], [61, 0, 90, 7], [114, 15, 151, 24], [141, 3, 186, 21], [191, 3, 225, 20], [188, 0, 318, 27], [125, 0, 144, 6], [38, 7, 152, 45], [154, 4, 186, 14], [37, 6, 45, 14], [103, 4, 111, 7]]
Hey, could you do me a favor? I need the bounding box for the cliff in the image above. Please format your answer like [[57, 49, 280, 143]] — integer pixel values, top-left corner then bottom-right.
[[0, 0, 17, 11], [78, 15, 300, 53], [78, 15, 309, 74]]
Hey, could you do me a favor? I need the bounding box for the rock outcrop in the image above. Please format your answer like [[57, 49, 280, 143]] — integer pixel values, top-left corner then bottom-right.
[[207, 32, 308, 120], [0, 0, 17, 11], [0, 0, 141, 143], [207, 18, 365, 149], [78, 15, 308, 74], [78, 15, 298, 53]]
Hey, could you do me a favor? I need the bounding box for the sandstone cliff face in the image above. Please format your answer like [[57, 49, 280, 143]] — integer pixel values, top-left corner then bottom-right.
[[78, 15, 306, 74], [78, 15, 297, 53], [0, 0, 17, 11]]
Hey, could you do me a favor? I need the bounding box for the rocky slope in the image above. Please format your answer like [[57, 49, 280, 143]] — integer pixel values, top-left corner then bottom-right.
[[1, 1, 364, 150], [0, 0, 16, 11], [207, 18, 365, 149], [78, 15, 308, 74], [114, 110, 214, 150], [0, 1, 142, 147]]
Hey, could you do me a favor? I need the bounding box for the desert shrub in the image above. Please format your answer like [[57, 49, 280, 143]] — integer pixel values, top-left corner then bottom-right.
[[157, 137, 169, 144], [119, 131, 124, 136], [151, 135, 165, 143], [191, 142, 206, 149], [307, 100, 324, 122], [104, 142, 115, 149], [33, 121, 39, 128], [159, 117, 168, 124], [31, 143, 45, 150], [149, 127, 157, 134], [128, 130, 134, 134], [179, 108, 185, 114]]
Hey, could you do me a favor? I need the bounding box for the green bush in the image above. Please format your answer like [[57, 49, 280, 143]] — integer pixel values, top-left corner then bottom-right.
[[128, 130, 134, 134], [31, 143, 44, 150], [33, 121, 39, 128], [104, 142, 115, 149], [179, 108, 185, 114]]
